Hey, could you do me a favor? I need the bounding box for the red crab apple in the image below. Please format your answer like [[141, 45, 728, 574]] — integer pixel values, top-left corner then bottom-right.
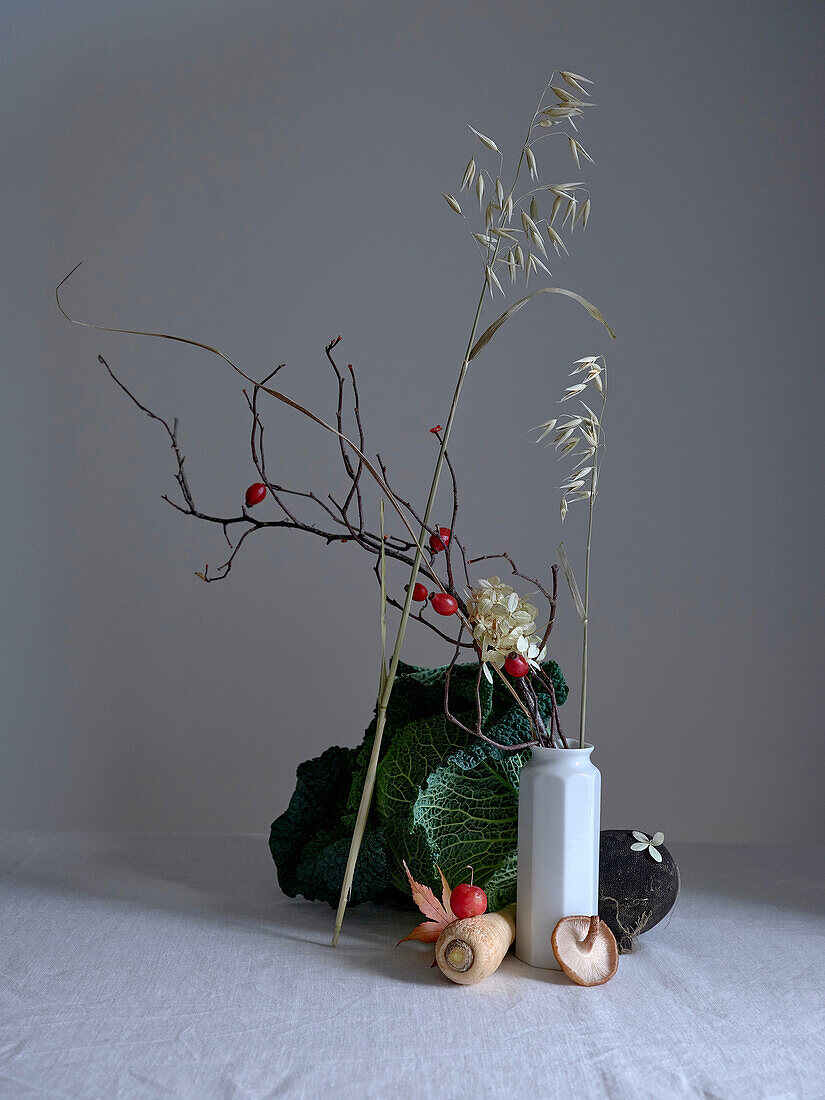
[[504, 653, 530, 678], [245, 482, 267, 507], [450, 882, 488, 920], [430, 593, 458, 616], [428, 527, 452, 552]]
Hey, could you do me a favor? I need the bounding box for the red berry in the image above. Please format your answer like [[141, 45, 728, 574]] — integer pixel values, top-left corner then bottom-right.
[[245, 482, 267, 507], [450, 883, 488, 920], [430, 592, 458, 616], [504, 653, 530, 678], [428, 527, 452, 552], [411, 583, 429, 603]]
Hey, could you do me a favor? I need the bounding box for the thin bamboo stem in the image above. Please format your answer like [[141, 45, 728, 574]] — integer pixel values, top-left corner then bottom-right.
[[330, 78, 558, 944], [330, 278, 490, 946], [330, 704, 388, 947]]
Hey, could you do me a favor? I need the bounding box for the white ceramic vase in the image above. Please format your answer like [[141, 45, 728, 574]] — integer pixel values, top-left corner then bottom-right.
[[515, 742, 601, 969]]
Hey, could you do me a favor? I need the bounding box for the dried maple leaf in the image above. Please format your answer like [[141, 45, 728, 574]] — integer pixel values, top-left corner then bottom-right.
[[397, 861, 455, 945]]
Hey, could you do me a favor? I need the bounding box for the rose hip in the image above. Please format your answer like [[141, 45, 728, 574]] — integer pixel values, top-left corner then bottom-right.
[[245, 483, 267, 507], [504, 653, 530, 678], [430, 593, 458, 616], [428, 527, 452, 552]]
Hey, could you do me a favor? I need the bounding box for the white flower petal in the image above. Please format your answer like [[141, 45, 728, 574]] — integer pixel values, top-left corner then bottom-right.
[[632, 831, 649, 843]]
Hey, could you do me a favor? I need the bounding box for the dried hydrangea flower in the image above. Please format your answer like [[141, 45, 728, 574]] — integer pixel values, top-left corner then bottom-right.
[[466, 576, 546, 682]]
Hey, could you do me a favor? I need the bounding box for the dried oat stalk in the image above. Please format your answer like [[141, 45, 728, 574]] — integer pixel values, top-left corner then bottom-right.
[[534, 354, 608, 746]]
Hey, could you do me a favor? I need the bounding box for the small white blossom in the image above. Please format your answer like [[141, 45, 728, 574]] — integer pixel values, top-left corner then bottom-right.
[[630, 831, 665, 862]]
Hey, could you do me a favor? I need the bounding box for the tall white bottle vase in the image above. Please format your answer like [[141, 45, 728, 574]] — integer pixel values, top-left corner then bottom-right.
[[515, 743, 601, 969]]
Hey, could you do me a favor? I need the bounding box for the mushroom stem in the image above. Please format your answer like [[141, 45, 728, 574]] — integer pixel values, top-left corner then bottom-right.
[[435, 905, 516, 985], [582, 915, 601, 952]]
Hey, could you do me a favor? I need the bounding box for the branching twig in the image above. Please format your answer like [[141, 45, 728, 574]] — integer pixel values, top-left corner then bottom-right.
[[56, 66, 607, 944], [444, 643, 538, 751], [469, 552, 559, 650]]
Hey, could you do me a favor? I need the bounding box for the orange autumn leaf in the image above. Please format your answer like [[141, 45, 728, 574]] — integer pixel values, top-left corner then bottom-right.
[[397, 922, 443, 945], [397, 861, 455, 946]]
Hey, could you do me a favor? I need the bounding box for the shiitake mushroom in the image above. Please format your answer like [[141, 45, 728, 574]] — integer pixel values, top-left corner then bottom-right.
[[551, 916, 619, 985]]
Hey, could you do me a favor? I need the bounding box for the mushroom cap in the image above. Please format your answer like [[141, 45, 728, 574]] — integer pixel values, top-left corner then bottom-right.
[[551, 916, 619, 986]]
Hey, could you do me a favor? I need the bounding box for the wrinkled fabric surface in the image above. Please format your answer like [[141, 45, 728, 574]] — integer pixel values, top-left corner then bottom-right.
[[1, 833, 823, 1099]]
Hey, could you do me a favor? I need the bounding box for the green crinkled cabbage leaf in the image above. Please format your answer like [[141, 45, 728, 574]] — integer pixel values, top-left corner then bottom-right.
[[268, 744, 396, 906], [269, 659, 567, 909]]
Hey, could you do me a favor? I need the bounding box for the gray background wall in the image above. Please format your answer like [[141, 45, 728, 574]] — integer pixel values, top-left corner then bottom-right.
[[2, 0, 824, 841]]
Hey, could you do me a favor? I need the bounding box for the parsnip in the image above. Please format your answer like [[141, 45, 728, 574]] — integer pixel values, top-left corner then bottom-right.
[[435, 904, 516, 985]]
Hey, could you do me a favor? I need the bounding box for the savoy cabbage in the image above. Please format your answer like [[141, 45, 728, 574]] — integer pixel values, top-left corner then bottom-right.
[[269, 660, 567, 910]]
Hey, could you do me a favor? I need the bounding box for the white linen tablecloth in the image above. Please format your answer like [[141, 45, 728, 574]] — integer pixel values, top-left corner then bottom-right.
[[1, 833, 823, 1099]]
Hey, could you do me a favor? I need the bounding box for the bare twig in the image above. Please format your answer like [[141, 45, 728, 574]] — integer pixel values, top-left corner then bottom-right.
[[443, 643, 538, 751]]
